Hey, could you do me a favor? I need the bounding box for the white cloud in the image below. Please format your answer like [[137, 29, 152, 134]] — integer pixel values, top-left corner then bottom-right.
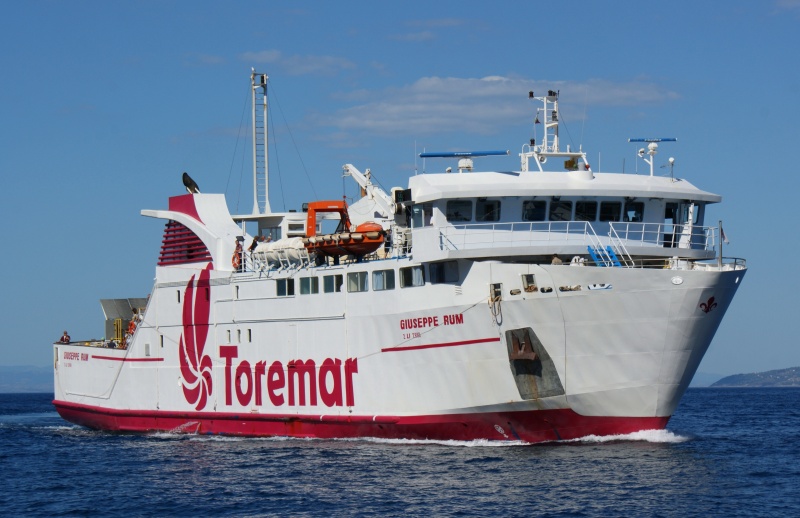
[[239, 49, 355, 76], [318, 76, 677, 137], [390, 31, 436, 42], [240, 50, 282, 63]]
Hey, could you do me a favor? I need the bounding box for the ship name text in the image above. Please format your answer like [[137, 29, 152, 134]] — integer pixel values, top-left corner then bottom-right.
[[219, 345, 358, 409], [399, 313, 464, 330]]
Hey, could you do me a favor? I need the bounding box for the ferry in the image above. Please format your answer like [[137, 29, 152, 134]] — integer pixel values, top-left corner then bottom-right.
[[52, 73, 746, 442]]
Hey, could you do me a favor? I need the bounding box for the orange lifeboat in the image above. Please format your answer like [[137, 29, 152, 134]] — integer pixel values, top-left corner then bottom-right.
[[304, 200, 384, 257]]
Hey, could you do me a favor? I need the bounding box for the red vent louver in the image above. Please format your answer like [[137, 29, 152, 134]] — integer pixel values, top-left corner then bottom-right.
[[158, 220, 212, 266]]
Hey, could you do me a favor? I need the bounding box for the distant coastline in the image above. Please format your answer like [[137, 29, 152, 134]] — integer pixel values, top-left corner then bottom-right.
[[0, 366, 52, 393], [711, 367, 800, 388]]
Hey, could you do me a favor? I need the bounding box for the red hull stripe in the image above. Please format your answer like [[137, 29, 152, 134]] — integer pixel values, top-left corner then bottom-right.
[[52, 399, 669, 443], [381, 337, 500, 353], [91, 355, 164, 362]]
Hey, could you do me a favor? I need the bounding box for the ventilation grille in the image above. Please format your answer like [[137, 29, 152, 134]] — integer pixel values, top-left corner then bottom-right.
[[157, 220, 212, 266]]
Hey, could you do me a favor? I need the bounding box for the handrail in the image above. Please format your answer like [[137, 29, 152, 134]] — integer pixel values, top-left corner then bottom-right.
[[435, 221, 718, 253]]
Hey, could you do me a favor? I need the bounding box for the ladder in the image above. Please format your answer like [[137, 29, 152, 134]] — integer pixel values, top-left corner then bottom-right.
[[588, 245, 622, 267]]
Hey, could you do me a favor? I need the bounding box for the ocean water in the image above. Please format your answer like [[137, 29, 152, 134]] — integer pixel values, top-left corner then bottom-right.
[[1, 389, 799, 517]]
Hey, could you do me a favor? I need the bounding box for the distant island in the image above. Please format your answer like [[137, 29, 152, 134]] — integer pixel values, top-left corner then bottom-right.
[[711, 366, 800, 388], [0, 366, 52, 393]]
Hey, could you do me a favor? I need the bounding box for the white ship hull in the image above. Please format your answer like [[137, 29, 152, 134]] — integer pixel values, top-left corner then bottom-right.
[[53, 256, 743, 442]]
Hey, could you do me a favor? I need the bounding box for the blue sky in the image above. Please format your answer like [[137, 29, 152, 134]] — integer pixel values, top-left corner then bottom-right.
[[2, 1, 799, 377]]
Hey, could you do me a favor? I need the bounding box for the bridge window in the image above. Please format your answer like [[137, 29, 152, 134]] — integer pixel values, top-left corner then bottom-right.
[[400, 266, 425, 288], [446, 200, 472, 222], [522, 200, 547, 221], [299, 277, 319, 295], [624, 202, 645, 222], [372, 269, 396, 291], [549, 201, 573, 221], [347, 271, 369, 293], [476, 200, 501, 222], [599, 202, 622, 222], [575, 201, 597, 222], [323, 274, 343, 293]]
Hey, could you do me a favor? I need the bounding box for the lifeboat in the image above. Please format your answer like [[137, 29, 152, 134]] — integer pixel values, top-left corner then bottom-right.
[[304, 200, 384, 257]]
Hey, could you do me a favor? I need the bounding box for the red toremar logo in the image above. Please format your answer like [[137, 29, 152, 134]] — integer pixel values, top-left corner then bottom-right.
[[179, 262, 214, 410]]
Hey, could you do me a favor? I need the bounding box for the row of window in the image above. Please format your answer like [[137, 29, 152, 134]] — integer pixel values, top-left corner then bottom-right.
[[444, 199, 645, 223], [275, 262, 459, 296]]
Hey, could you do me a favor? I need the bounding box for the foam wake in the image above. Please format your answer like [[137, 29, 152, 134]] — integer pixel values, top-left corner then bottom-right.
[[567, 428, 690, 444]]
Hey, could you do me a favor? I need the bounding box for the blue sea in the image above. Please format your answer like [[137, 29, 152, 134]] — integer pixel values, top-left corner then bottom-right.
[[1, 389, 798, 517]]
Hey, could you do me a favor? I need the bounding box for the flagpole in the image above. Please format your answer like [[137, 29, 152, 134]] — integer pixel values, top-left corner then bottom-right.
[[718, 220, 723, 268]]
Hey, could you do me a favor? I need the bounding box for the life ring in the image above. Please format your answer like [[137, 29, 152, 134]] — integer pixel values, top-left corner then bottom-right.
[[232, 252, 241, 270]]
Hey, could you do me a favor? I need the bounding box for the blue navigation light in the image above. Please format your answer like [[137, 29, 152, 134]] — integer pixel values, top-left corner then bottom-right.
[[627, 138, 678, 143], [419, 150, 510, 158]]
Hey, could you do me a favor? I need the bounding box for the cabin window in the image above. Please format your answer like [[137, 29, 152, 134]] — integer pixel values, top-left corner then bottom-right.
[[624, 202, 645, 222], [522, 200, 547, 221], [262, 227, 282, 240], [347, 271, 369, 293], [299, 277, 319, 295], [430, 261, 459, 284], [476, 200, 501, 222], [408, 203, 433, 228], [446, 200, 472, 222], [372, 269, 396, 291], [323, 274, 343, 293], [277, 278, 295, 297], [575, 201, 597, 222], [549, 201, 573, 221], [599, 201, 622, 222], [400, 266, 425, 288]]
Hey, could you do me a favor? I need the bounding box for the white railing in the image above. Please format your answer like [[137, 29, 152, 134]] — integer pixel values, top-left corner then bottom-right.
[[437, 221, 718, 253]]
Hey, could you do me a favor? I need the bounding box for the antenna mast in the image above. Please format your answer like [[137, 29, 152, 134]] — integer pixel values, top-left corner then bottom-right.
[[628, 138, 677, 177], [251, 70, 270, 214]]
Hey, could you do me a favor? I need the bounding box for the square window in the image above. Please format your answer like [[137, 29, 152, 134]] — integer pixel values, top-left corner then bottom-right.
[[400, 266, 425, 288], [476, 200, 501, 222], [575, 201, 597, 222], [624, 202, 645, 222], [430, 261, 459, 284], [323, 274, 343, 293], [277, 278, 295, 297], [522, 200, 547, 221], [372, 269, 396, 291], [549, 201, 573, 221], [446, 200, 473, 222], [347, 271, 369, 292], [299, 277, 319, 295], [600, 202, 622, 222]]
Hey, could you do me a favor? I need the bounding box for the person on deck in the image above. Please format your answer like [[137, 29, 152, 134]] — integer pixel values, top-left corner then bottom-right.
[[59, 331, 71, 343], [551, 254, 563, 265]]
